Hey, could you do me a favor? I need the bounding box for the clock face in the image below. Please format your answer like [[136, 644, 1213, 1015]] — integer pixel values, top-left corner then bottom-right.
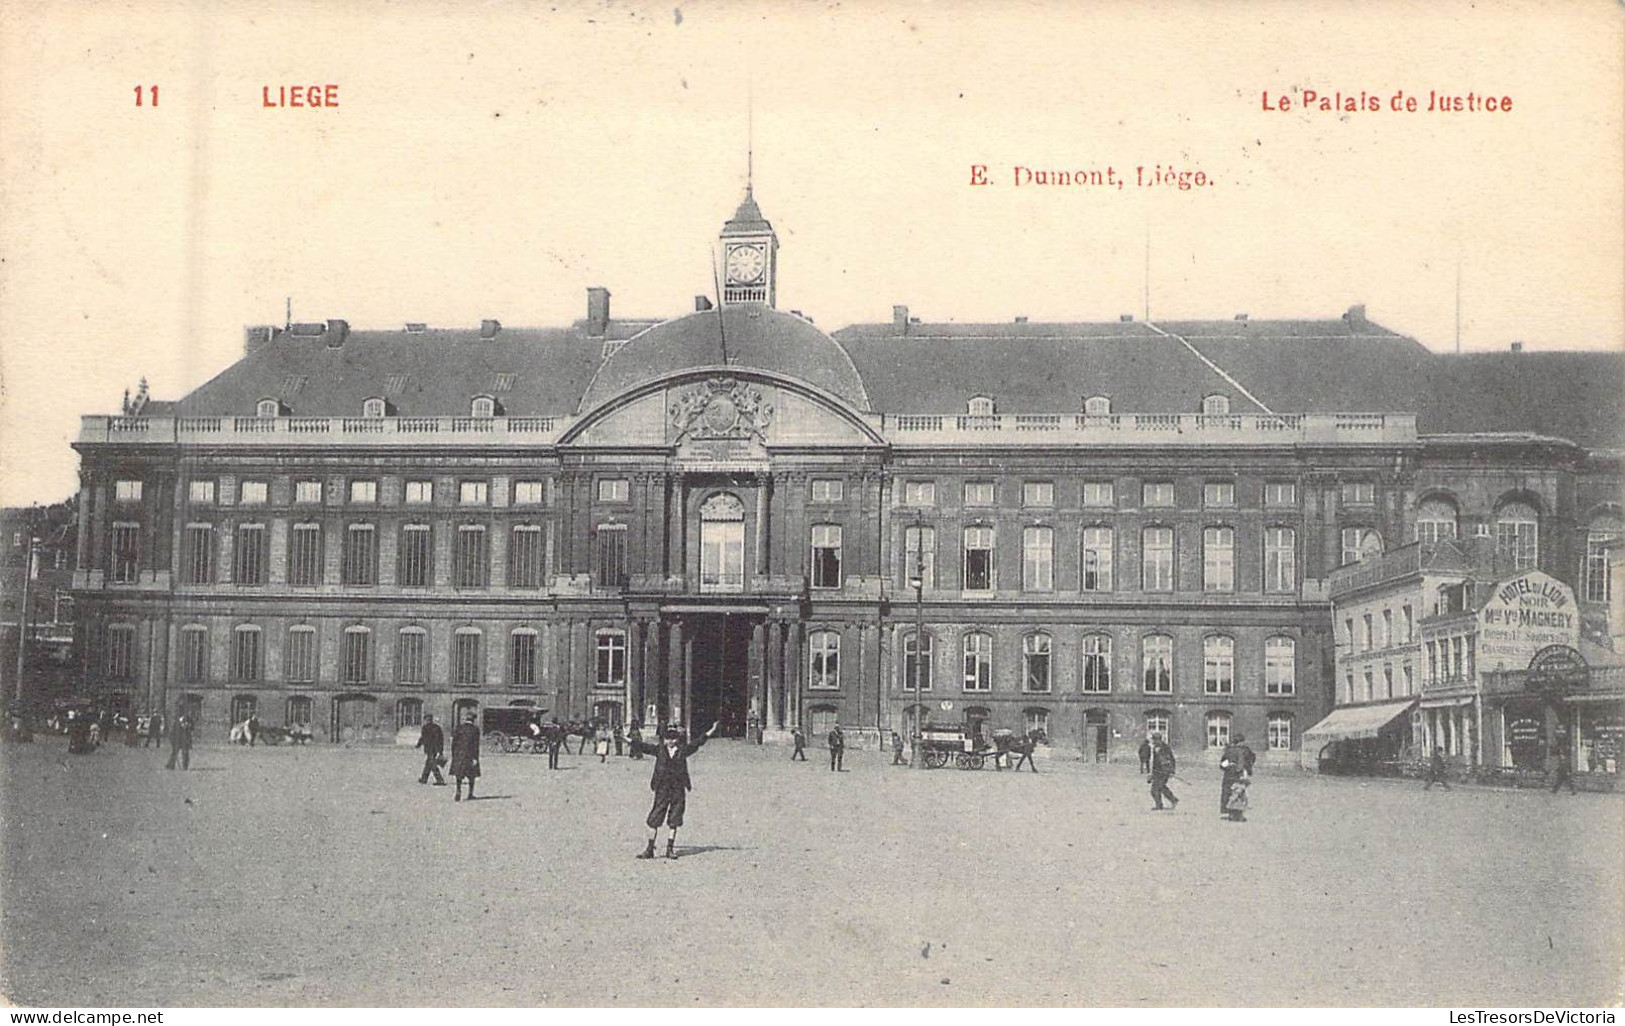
[[726, 244, 766, 284]]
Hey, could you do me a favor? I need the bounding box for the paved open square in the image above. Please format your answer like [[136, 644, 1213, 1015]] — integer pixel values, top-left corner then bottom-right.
[[2, 737, 1621, 1007]]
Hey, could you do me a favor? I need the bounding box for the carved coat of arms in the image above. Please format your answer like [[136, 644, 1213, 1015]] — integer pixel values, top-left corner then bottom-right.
[[670, 378, 775, 443]]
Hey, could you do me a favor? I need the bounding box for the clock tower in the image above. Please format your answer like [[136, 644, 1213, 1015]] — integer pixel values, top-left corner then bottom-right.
[[719, 185, 778, 308]]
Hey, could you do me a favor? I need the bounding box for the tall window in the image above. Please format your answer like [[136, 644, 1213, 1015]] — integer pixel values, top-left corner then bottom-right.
[[231, 625, 263, 682], [963, 526, 995, 592], [398, 524, 433, 587], [286, 626, 316, 684], [902, 525, 936, 589], [902, 632, 933, 691], [1081, 634, 1112, 693], [111, 523, 140, 583], [1081, 526, 1113, 592], [107, 625, 136, 679], [1203, 636, 1234, 695], [1203, 527, 1235, 592], [1264, 527, 1296, 593], [510, 525, 546, 589], [1264, 636, 1296, 695], [594, 631, 626, 686], [179, 625, 208, 683], [962, 632, 992, 691], [510, 629, 539, 688], [1402, 604, 1414, 643], [1142, 526, 1174, 591], [289, 523, 323, 586], [1341, 527, 1382, 566], [1206, 710, 1232, 748], [1023, 634, 1051, 692], [396, 627, 427, 686], [1022, 526, 1053, 591], [341, 626, 371, 685], [595, 524, 628, 588], [809, 630, 840, 690], [182, 524, 215, 584], [1495, 501, 1539, 570], [1585, 518, 1620, 603], [452, 628, 483, 685], [1415, 498, 1459, 544], [396, 698, 423, 731], [1142, 634, 1173, 694], [235, 523, 266, 585], [811, 525, 843, 589], [343, 524, 378, 585], [1267, 713, 1293, 751], [454, 525, 488, 588]]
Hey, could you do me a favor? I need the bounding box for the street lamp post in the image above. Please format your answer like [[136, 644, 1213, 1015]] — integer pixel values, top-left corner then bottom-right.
[[909, 513, 926, 769], [13, 532, 38, 707]]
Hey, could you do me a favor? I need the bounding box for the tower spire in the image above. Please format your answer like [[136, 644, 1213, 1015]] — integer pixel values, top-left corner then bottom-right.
[[746, 81, 754, 194]]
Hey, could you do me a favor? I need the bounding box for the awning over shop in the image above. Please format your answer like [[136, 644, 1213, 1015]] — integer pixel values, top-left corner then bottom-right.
[[1419, 695, 1475, 709], [1302, 699, 1417, 748]]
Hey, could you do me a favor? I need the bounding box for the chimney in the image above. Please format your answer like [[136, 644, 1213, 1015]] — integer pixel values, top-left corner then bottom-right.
[[1014, 316, 1029, 324], [480, 319, 502, 339], [323, 319, 349, 348], [243, 325, 274, 356], [694, 295, 714, 312], [1234, 313, 1249, 322], [404, 322, 427, 333], [1510, 341, 1523, 353], [1119, 314, 1134, 322], [586, 287, 611, 337], [893, 304, 910, 336], [1342, 304, 1367, 329]]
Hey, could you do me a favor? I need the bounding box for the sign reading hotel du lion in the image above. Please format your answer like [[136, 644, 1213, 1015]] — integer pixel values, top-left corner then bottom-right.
[[1477, 569, 1581, 670]]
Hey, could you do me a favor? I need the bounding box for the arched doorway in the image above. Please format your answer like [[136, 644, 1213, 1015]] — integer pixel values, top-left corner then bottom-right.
[[1085, 708, 1110, 762], [331, 693, 380, 744]]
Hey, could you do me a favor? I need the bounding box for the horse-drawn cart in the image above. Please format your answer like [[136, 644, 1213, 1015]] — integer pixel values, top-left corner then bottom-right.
[[918, 724, 994, 769]]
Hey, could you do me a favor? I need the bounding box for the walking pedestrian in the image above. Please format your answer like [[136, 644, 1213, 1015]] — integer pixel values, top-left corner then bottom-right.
[[165, 714, 193, 771], [828, 724, 845, 771], [791, 727, 807, 761], [613, 722, 625, 757], [1423, 747, 1451, 791], [631, 721, 719, 860], [145, 712, 164, 749], [891, 730, 906, 765], [1138, 737, 1152, 775], [1149, 733, 1178, 809], [415, 714, 447, 785], [596, 724, 612, 763], [628, 722, 644, 760], [546, 719, 564, 770], [1219, 732, 1256, 821], [1550, 746, 1577, 795], [450, 712, 481, 801]]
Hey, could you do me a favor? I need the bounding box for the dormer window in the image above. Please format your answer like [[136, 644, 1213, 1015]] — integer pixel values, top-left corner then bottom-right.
[[362, 397, 387, 418], [1083, 395, 1112, 416], [470, 396, 499, 419], [1201, 394, 1231, 416], [967, 396, 996, 416], [256, 398, 281, 418]]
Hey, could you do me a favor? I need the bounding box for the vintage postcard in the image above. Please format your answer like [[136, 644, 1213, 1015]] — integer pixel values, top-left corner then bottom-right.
[[1, 0, 1621, 1012]]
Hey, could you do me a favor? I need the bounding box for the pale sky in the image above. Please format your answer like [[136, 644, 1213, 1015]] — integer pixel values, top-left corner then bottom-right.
[[2, 0, 1621, 506]]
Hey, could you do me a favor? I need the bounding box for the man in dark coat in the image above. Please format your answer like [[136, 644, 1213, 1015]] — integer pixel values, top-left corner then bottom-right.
[[628, 722, 644, 760], [546, 718, 565, 770], [1423, 747, 1451, 790], [891, 730, 906, 765], [1149, 733, 1178, 809], [165, 714, 193, 770], [450, 712, 481, 801], [1138, 738, 1153, 774], [1550, 746, 1577, 795], [416, 714, 446, 785], [1219, 732, 1256, 821], [632, 721, 719, 860], [791, 727, 807, 761], [145, 712, 164, 749], [613, 722, 625, 757], [828, 724, 845, 771]]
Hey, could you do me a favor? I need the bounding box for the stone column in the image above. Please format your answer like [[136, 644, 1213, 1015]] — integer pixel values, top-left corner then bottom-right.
[[750, 620, 766, 722], [666, 620, 684, 729], [755, 480, 768, 577], [76, 472, 92, 570], [681, 629, 694, 734], [785, 621, 802, 728], [627, 619, 644, 726], [765, 619, 782, 728]]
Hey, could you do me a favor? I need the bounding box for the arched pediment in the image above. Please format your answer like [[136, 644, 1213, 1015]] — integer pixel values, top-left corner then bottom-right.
[[561, 367, 885, 450]]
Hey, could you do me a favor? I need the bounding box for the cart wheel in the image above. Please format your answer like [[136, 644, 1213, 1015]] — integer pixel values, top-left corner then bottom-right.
[[925, 748, 949, 769], [485, 731, 509, 753], [955, 753, 970, 769], [968, 753, 985, 770]]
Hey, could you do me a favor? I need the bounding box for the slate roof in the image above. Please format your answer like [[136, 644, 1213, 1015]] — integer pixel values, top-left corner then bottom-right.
[[166, 308, 1623, 450]]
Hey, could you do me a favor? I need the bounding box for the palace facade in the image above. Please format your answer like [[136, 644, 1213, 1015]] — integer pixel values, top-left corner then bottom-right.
[[67, 188, 1624, 760]]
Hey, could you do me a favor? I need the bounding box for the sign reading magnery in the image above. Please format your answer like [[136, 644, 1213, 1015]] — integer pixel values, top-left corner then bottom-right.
[[1477, 570, 1580, 670]]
